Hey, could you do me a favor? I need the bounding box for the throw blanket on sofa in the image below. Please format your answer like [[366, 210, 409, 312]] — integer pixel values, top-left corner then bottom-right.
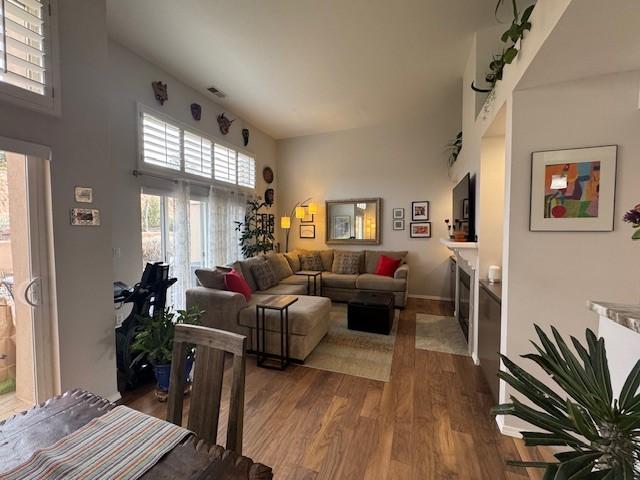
[[0, 406, 191, 480]]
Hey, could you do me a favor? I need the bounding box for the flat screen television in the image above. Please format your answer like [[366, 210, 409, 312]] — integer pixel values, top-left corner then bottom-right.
[[452, 173, 475, 241]]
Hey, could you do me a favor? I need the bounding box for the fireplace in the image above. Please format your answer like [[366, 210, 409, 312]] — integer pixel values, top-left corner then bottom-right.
[[458, 269, 470, 341]]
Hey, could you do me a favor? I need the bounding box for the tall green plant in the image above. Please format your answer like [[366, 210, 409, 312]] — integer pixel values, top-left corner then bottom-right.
[[235, 199, 274, 258], [493, 326, 640, 478]]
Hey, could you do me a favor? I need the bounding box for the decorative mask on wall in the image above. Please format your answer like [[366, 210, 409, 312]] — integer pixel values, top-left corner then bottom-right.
[[242, 128, 250, 146], [190, 103, 202, 121], [264, 188, 275, 206], [217, 112, 234, 135], [151, 81, 168, 105]]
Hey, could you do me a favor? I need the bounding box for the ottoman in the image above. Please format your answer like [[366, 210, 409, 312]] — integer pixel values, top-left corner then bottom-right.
[[348, 291, 395, 335]]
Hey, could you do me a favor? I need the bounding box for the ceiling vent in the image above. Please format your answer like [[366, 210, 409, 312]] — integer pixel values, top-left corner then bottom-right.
[[207, 86, 226, 98]]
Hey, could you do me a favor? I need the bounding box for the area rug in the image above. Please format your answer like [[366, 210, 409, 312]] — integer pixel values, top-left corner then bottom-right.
[[303, 304, 399, 382], [415, 313, 469, 356]]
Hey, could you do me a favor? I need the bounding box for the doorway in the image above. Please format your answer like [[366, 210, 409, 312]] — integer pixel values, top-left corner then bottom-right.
[[0, 141, 57, 421]]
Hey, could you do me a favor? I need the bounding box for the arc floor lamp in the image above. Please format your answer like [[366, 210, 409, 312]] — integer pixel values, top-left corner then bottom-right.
[[280, 197, 318, 252]]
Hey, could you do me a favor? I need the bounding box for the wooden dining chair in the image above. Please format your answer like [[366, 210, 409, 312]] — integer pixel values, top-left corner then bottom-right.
[[167, 323, 247, 454]]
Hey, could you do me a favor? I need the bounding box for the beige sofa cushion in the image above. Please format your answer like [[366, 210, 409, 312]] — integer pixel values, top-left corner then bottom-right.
[[331, 251, 362, 274], [239, 295, 331, 336], [356, 273, 406, 292], [265, 253, 294, 281], [364, 250, 408, 274], [259, 283, 307, 295], [284, 250, 302, 272], [321, 272, 358, 289], [251, 261, 279, 291], [300, 253, 323, 271], [236, 256, 266, 292], [195, 268, 226, 290], [279, 275, 308, 286]]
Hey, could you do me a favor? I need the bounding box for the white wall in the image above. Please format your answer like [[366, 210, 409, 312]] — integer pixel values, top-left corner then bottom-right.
[[0, 0, 117, 399], [502, 70, 640, 429], [277, 96, 461, 299], [108, 41, 278, 288]]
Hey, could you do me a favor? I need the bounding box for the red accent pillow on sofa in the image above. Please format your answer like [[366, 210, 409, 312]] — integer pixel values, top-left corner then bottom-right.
[[375, 255, 402, 277], [224, 269, 252, 301]]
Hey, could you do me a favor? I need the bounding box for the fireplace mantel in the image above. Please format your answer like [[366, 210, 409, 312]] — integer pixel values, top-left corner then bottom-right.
[[440, 239, 479, 273]]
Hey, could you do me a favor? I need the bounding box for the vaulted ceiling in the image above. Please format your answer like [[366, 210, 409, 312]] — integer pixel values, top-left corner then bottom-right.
[[107, 0, 498, 139]]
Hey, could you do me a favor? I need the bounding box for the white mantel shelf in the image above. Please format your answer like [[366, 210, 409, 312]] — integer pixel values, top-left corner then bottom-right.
[[440, 239, 479, 250], [440, 239, 479, 272]]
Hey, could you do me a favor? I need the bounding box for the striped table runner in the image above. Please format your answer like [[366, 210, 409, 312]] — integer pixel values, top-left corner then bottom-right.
[[0, 406, 191, 480]]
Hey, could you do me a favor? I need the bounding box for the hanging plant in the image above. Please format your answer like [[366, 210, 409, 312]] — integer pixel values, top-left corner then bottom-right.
[[471, 1, 536, 93], [493, 325, 640, 478], [623, 204, 640, 240], [235, 200, 274, 258], [447, 131, 463, 167]]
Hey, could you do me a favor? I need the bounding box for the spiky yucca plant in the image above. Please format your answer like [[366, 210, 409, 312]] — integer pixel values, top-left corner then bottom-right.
[[493, 326, 640, 479]]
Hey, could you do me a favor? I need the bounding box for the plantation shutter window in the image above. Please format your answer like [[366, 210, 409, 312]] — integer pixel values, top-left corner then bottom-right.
[[237, 153, 255, 188], [141, 112, 181, 170], [183, 131, 212, 178], [0, 0, 48, 95], [213, 143, 237, 184]]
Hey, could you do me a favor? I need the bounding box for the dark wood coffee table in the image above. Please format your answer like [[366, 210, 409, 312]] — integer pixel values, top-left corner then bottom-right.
[[348, 291, 395, 335]]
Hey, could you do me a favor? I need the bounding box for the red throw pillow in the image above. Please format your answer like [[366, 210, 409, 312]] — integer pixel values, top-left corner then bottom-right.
[[224, 269, 252, 301], [375, 255, 402, 277]]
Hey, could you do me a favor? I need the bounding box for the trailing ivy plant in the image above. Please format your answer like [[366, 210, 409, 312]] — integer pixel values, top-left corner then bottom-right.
[[493, 325, 640, 478], [235, 199, 274, 258], [471, 1, 536, 93], [447, 131, 463, 167]]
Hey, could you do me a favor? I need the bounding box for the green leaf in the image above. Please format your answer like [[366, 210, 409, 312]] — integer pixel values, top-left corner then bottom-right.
[[632, 228, 640, 240], [619, 359, 640, 410], [553, 452, 600, 479], [521, 4, 535, 23]]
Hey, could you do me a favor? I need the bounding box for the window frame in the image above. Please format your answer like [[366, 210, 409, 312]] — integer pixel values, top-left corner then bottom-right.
[[137, 103, 257, 191], [0, 0, 61, 115]]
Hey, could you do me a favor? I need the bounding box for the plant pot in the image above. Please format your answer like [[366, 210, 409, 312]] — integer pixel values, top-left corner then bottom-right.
[[453, 232, 467, 242], [152, 356, 194, 401]]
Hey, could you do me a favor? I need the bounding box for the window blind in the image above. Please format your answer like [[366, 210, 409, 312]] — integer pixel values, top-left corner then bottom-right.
[[183, 130, 212, 178], [0, 0, 47, 95], [237, 153, 255, 188], [141, 113, 181, 170], [213, 143, 236, 184]]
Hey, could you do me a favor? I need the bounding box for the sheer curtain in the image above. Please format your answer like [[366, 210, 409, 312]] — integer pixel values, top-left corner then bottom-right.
[[207, 186, 247, 267], [172, 181, 191, 310]]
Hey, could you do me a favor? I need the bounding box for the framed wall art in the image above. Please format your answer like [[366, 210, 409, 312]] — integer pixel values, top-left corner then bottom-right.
[[71, 208, 101, 226], [393, 219, 405, 231], [411, 201, 429, 221], [410, 222, 431, 238], [74, 187, 93, 203], [300, 224, 316, 239], [392, 208, 404, 219], [530, 145, 617, 231]]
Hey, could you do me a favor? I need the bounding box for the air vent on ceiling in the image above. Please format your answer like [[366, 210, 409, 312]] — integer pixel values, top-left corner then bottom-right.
[[207, 86, 226, 98]]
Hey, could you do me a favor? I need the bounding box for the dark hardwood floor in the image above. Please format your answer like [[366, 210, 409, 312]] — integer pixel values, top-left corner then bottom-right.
[[122, 298, 552, 479]]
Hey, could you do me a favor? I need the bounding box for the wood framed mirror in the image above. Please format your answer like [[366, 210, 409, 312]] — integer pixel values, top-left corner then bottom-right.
[[325, 198, 381, 245]]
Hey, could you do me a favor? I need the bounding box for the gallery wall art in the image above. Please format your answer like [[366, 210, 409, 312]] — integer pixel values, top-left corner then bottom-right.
[[530, 145, 617, 231]]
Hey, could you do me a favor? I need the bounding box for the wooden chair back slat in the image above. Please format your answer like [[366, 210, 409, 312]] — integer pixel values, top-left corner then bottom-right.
[[167, 324, 247, 454]]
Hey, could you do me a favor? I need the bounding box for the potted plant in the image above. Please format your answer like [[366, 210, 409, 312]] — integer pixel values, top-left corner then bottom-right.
[[493, 325, 640, 478], [131, 306, 204, 401], [623, 204, 640, 240]]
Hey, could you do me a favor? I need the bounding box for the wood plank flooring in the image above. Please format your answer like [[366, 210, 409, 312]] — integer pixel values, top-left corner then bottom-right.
[[122, 298, 552, 479]]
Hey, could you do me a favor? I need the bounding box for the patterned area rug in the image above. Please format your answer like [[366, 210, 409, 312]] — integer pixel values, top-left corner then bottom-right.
[[303, 304, 399, 382], [415, 313, 469, 356]]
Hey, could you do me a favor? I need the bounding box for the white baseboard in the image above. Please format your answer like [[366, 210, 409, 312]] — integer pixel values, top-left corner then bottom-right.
[[496, 416, 522, 438], [408, 294, 453, 302]]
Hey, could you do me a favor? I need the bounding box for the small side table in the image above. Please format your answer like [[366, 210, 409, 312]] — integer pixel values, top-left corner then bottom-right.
[[295, 270, 323, 296], [255, 295, 298, 370]]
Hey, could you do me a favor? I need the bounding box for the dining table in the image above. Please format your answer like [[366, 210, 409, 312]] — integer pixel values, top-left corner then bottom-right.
[[0, 389, 272, 479]]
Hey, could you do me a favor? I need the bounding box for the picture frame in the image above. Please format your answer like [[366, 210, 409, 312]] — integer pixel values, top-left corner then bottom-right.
[[393, 219, 405, 231], [70, 208, 101, 226], [410, 221, 431, 238], [300, 206, 314, 223], [462, 199, 469, 220], [530, 145, 617, 232], [74, 186, 93, 203], [411, 201, 429, 221], [300, 224, 315, 239], [392, 208, 404, 219]]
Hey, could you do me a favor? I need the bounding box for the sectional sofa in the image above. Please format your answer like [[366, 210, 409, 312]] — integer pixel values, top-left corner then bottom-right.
[[185, 249, 409, 361]]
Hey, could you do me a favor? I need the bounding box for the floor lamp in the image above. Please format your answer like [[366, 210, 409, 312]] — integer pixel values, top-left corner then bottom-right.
[[280, 197, 318, 252]]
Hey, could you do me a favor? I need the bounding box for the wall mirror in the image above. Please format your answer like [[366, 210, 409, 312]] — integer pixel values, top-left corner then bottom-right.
[[325, 198, 381, 245]]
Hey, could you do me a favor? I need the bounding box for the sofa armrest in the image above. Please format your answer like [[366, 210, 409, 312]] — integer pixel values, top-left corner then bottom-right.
[[394, 264, 409, 280], [186, 287, 248, 335]]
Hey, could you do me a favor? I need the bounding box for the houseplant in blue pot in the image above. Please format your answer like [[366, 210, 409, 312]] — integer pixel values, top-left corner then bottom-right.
[[131, 306, 203, 401]]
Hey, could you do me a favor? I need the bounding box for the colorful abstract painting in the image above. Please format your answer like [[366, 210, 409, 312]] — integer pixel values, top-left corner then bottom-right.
[[543, 161, 600, 218]]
